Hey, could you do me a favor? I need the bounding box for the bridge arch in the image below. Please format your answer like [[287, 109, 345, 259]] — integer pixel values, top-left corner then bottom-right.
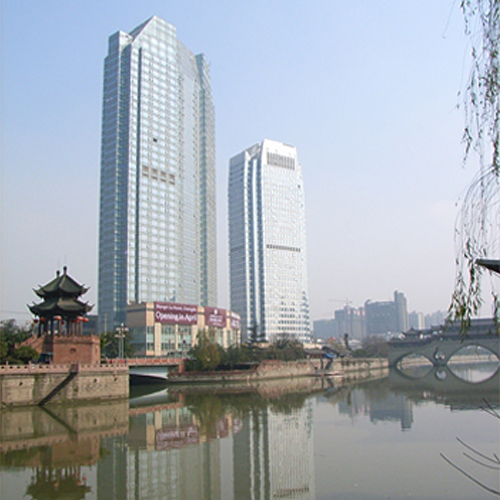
[[388, 335, 500, 367]]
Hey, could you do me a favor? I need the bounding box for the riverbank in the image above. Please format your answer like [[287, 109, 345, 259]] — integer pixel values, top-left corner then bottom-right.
[[167, 358, 388, 385], [0, 363, 129, 407], [0, 358, 388, 406]]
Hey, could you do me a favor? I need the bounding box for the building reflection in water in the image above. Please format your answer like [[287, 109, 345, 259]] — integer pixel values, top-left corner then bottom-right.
[[3, 368, 495, 499], [97, 382, 317, 500], [337, 390, 414, 430], [100, 401, 234, 499], [233, 400, 315, 500]]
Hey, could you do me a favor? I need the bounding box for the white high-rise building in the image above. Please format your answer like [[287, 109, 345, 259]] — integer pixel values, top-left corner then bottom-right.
[[98, 16, 216, 332], [228, 139, 311, 343]]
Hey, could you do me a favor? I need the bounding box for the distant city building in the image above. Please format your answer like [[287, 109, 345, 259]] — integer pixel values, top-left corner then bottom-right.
[[313, 319, 338, 340], [126, 302, 240, 357], [334, 306, 366, 340], [394, 290, 409, 332], [365, 291, 408, 336], [228, 139, 311, 343], [98, 16, 216, 333], [424, 310, 446, 329], [408, 311, 425, 330], [365, 300, 397, 336]]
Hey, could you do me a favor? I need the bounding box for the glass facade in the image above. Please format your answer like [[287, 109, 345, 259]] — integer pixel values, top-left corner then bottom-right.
[[98, 16, 216, 332], [228, 139, 311, 343]]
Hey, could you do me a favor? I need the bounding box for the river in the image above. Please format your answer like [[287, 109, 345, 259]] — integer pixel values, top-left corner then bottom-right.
[[0, 363, 499, 500]]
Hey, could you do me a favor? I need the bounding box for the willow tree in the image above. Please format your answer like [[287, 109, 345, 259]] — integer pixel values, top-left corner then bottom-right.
[[450, 0, 500, 327]]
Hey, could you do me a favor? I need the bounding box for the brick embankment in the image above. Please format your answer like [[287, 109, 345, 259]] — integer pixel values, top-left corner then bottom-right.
[[0, 364, 129, 407], [167, 358, 388, 385]]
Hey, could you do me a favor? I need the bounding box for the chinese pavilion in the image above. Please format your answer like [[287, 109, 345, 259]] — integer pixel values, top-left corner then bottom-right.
[[28, 267, 99, 364]]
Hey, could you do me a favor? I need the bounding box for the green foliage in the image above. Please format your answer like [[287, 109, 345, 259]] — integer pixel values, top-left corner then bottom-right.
[[14, 345, 39, 364], [187, 331, 223, 371], [0, 319, 33, 364], [266, 338, 307, 361], [352, 336, 388, 358], [188, 330, 224, 371], [218, 344, 264, 369], [186, 335, 307, 372], [100, 329, 135, 359], [182, 389, 309, 423]]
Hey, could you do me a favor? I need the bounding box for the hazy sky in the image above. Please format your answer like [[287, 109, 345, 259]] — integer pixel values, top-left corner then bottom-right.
[[1, 0, 486, 324]]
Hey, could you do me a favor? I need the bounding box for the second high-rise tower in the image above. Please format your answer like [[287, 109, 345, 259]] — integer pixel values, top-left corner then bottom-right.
[[229, 139, 311, 343]]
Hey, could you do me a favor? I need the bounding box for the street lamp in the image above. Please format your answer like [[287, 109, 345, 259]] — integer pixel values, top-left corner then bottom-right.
[[115, 323, 128, 359]]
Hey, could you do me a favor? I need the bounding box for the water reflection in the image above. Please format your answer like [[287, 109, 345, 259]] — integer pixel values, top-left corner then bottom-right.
[[448, 360, 500, 382], [0, 400, 128, 499], [0, 367, 498, 500], [121, 378, 325, 500]]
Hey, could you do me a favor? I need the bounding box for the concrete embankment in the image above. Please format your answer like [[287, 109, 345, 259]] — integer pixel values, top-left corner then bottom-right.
[[167, 358, 388, 385], [0, 364, 129, 407]]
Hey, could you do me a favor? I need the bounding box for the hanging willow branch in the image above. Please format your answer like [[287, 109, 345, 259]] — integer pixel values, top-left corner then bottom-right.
[[450, 0, 500, 328]]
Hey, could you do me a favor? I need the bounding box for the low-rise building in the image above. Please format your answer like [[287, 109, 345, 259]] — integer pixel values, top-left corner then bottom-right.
[[127, 302, 241, 357]]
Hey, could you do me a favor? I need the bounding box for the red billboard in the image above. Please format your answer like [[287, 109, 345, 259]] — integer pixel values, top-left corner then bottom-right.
[[205, 307, 227, 328], [156, 426, 199, 450], [154, 302, 198, 325], [230, 311, 241, 330]]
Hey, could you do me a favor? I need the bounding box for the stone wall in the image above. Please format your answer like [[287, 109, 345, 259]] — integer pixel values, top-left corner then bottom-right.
[[0, 364, 129, 407], [253, 359, 316, 378], [168, 358, 387, 384]]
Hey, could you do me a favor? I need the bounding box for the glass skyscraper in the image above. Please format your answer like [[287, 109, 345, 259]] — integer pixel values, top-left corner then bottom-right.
[[228, 139, 311, 343], [98, 16, 216, 332]]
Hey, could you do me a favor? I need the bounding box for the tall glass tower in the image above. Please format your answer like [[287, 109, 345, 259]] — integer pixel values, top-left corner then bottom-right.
[[228, 139, 310, 343], [98, 16, 216, 332]]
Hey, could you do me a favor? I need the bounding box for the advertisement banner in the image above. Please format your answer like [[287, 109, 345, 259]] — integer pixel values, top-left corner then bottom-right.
[[230, 311, 241, 330], [156, 426, 199, 450], [154, 302, 198, 325], [205, 307, 227, 328]]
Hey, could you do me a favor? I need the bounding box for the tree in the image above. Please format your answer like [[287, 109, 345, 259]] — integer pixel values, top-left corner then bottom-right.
[[352, 336, 388, 358], [100, 329, 135, 359], [14, 345, 39, 364], [0, 319, 32, 364], [266, 337, 307, 361], [189, 330, 223, 371], [219, 344, 261, 369], [451, 0, 500, 328]]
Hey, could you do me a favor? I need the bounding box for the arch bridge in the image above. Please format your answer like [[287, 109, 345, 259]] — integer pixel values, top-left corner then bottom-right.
[[388, 334, 499, 368]]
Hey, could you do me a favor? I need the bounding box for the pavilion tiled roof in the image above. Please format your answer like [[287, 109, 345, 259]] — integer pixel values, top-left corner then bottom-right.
[[28, 267, 93, 320], [28, 297, 92, 317], [34, 266, 89, 299]]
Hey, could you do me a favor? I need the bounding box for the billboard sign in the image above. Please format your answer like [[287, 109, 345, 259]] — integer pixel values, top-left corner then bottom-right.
[[154, 302, 198, 325], [205, 307, 227, 328], [229, 311, 241, 330]]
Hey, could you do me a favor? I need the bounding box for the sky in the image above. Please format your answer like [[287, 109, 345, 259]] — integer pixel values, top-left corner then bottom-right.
[[0, 0, 488, 325]]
